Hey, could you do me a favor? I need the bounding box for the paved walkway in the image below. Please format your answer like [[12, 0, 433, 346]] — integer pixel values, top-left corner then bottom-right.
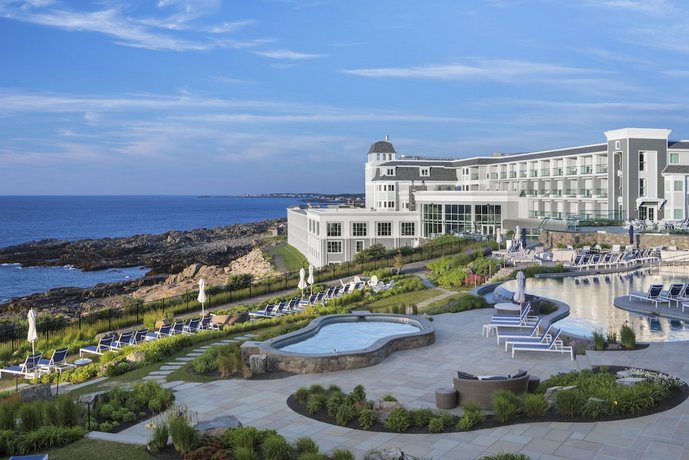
[[88, 303, 689, 459]]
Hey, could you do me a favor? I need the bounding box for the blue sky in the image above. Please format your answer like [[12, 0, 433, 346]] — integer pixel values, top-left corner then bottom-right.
[[1, 0, 689, 195]]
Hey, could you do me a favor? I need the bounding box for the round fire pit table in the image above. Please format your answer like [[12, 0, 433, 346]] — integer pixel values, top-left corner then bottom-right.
[[435, 387, 458, 409]]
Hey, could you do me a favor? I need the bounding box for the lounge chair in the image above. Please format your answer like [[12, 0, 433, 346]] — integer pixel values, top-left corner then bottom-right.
[[511, 330, 574, 360], [660, 283, 687, 306], [79, 336, 114, 357], [200, 315, 212, 329], [249, 304, 273, 319], [628, 284, 670, 308], [182, 318, 201, 334], [145, 324, 172, 340], [110, 331, 135, 349], [504, 325, 554, 351], [496, 319, 542, 345], [0, 353, 43, 379], [37, 348, 76, 374]]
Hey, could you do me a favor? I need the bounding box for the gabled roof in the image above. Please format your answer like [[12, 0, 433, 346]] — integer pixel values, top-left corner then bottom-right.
[[669, 141, 689, 150], [662, 165, 689, 175]]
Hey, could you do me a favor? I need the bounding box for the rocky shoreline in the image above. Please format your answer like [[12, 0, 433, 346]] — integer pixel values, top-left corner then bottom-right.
[[0, 219, 284, 317]]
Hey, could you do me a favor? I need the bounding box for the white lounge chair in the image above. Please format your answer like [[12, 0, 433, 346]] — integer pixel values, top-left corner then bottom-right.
[[495, 319, 542, 345], [660, 283, 687, 307], [504, 325, 554, 351], [511, 330, 573, 360], [628, 284, 670, 308]]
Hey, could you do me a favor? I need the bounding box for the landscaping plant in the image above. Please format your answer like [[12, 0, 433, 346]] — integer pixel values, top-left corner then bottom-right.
[[620, 323, 637, 349]]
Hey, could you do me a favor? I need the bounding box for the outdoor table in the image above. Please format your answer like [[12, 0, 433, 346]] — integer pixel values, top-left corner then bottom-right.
[[74, 358, 92, 367], [493, 302, 521, 314]]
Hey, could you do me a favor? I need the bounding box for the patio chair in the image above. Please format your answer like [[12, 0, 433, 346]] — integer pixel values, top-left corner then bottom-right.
[[182, 318, 201, 334], [495, 319, 542, 345], [37, 348, 76, 374], [511, 330, 574, 360], [110, 331, 135, 349], [145, 324, 172, 340], [660, 283, 687, 307], [249, 304, 273, 319], [0, 353, 43, 379], [79, 336, 114, 357], [132, 329, 149, 344], [200, 315, 212, 329], [628, 284, 670, 308]]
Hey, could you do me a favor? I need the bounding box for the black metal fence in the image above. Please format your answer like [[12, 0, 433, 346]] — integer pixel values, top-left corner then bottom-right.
[[0, 238, 478, 355]]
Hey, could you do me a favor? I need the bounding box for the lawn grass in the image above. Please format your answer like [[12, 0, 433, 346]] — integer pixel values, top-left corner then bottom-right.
[[47, 439, 152, 460], [365, 288, 442, 311], [270, 243, 307, 272]]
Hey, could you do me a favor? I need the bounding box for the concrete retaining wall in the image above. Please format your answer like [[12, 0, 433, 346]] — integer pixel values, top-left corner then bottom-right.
[[540, 230, 689, 250]]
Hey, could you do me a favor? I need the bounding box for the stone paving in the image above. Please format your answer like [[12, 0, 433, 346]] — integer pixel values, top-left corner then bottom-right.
[[91, 307, 689, 459]]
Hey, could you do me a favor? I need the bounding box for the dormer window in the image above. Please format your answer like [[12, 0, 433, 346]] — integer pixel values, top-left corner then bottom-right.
[[386, 168, 394, 176], [420, 167, 430, 177]]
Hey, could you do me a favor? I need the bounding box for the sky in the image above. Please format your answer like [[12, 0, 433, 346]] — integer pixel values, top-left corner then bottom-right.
[[1, 0, 689, 195]]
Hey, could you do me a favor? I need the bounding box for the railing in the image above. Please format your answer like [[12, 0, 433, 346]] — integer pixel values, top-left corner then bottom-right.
[[581, 166, 593, 174], [500, 172, 507, 179], [596, 165, 608, 173], [529, 171, 538, 177], [566, 166, 578, 175], [565, 189, 577, 197], [509, 172, 517, 178], [519, 171, 527, 178], [470, 174, 479, 180], [595, 189, 608, 198], [552, 168, 563, 176], [540, 169, 550, 176]]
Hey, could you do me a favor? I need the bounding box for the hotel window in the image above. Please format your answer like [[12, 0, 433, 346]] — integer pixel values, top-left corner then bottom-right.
[[675, 180, 683, 192], [670, 153, 680, 164], [327, 241, 342, 253], [327, 222, 341, 237], [377, 222, 392, 236], [615, 140, 620, 150], [675, 209, 684, 220], [386, 168, 394, 176], [639, 178, 647, 196], [352, 222, 367, 237], [376, 154, 380, 161], [388, 201, 394, 208], [420, 167, 430, 177], [355, 240, 364, 253], [401, 222, 415, 236], [639, 152, 645, 171], [389, 184, 395, 191]]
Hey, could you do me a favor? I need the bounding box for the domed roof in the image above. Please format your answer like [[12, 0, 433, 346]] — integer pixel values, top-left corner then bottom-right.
[[368, 139, 396, 154]]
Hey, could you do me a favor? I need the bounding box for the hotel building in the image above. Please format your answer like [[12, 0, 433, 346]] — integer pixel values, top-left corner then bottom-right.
[[288, 128, 689, 268]]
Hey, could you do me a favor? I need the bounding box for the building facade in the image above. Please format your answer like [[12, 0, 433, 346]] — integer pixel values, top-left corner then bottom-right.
[[288, 128, 689, 267]]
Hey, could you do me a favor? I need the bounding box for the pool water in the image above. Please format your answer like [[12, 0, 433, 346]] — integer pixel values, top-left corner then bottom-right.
[[278, 321, 420, 354], [502, 267, 689, 342]]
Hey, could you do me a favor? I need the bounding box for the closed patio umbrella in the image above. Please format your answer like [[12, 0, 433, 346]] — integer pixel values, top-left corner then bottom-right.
[[27, 308, 38, 356], [298, 267, 307, 297], [307, 265, 315, 295], [496, 231, 503, 250], [513, 271, 526, 307], [197, 279, 207, 317], [629, 224, 634, 245]]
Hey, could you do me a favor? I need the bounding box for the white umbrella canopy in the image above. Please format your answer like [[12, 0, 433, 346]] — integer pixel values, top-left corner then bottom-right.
[[496, 231, 503, 249], [298, 268, 308, 296], [513, 271, 526, 306], [197, 279, 208, 317], [307, 265, 315, 295], [27, 308, 38, 356]]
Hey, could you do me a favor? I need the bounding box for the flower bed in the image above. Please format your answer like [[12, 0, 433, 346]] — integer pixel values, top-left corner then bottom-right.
[[287, 367, 688, 433]]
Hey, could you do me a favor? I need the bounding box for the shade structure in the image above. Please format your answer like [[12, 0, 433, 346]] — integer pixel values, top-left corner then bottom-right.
[[298, 267, 307, 296], [27, 308, 38, 356], [307, 265, 315, 295], [513, 271, 526, 306], [197, 279, 207, 317]]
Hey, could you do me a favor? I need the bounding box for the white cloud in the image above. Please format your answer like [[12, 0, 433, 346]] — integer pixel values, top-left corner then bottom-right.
[[252, 49, 326, 60], [585, 0, 673, 14]]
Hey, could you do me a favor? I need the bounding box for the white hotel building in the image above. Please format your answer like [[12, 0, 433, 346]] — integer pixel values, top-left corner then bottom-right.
[[288, 128, 689, 268]]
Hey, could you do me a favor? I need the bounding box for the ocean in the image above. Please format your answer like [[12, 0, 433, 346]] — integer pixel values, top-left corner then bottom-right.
[[0, 195, 300, 303]]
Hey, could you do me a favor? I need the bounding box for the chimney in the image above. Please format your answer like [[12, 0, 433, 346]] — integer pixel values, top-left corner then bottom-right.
[[385, 135, 390, 142]]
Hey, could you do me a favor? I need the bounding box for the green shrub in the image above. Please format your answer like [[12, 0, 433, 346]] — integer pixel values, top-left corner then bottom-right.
[[331, 448, 355, 460], [492, 390, 520, 423], [167, 407, 197, 454], [462, 400, 485, 420], [620, 324, 636, 349], [18, 402, 43, 431], [520, 393, 548, 417], [223, 426, 265, 450], [382, 394, 397, 402], [480, 453, 531, 460], [427, 416, 448, 433], [335, 403, 355, 426], [0, 403, 17, 430], [327, 384, 342, 394], [293, 436, 319, 455], [306, 393, 326, 415], [350, 384, 366, 403], [581, 398, 610, 419], [147, 421, 169, 452], [261, 433, 292, 460], [15, 425, 86, 455], [424, 293, 488, 315], [383, 407, 410, 432], [592, 329, 606, 351], [234, 445, 259, 460], [555, 390, 585, 416], [191, 347, 220, 374], [308, 384, 325, 394], [457, 409, 483, 431], [409, 408, 434, 428], [298, 453, 328, 460], [358, 408, 376, 430], [326, 392, 345, 418], [294, 387, 310, 404], [607, 331, 617, 345]]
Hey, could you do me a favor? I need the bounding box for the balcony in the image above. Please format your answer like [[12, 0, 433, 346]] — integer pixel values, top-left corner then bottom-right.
[[581, 166, 593, 174], [500, 172, 507, 179], [540, 169, 551, 176], [470, 173, 479, 180], [539, 190, 550, 197], [565, 189, 577, 197], [526, 190, 537, 197], [519, 171, 527, 178], [509, 172, 517, 178], [529, 171, 538, 177], [579, 189, 593, 198], [566, 167, 578, 175], [490, 173, 498, 179], [552, 168, 563, 176], [596, 165, 608, 174], [552, 190, 562, 197], [595, 189, 608, 198]]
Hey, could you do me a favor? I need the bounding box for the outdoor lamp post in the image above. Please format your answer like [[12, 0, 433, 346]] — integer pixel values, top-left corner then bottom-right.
[[78, 391, 104, 431]]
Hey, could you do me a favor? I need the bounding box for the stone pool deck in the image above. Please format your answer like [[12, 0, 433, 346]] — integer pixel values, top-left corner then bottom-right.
[[91, 308, 689, 460]]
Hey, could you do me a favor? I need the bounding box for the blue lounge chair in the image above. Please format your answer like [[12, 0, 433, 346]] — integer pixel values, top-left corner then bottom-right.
[[511, 330, 574, 360], [0, 353, 43, 379], [111, 331, 135, 349], [182, 318, 201, 334], [169, 321, 185, 335], [37, 348, 76, 374], [132, 329, 149, 344], [79, 336, 114, 357], [146, 324, 172, 340], [249, 304, 273, 319]]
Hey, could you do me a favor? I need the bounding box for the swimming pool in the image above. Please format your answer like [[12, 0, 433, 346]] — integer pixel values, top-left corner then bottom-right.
[[501, 267, 689, 342], [248, 313, 435, 373]]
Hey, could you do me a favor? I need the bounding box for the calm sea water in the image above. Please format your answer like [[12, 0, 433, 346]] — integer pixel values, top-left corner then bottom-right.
[[0, 195, 300, 303]]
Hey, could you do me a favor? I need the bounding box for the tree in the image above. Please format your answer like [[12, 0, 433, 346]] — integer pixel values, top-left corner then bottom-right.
[[393, 250, 405, 275]]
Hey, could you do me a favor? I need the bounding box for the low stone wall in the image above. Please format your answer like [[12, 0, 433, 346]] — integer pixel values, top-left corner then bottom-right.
[[243, 313, 435, 374], [540, 230, 689, 250]]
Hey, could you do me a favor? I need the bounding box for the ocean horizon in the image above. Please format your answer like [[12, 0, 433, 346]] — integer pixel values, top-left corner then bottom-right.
[[0, 195, 300, 303]]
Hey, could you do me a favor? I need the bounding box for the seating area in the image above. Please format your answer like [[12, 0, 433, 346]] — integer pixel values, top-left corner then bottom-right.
[[564, 247, 660, 271], [451, 369, 531, 410], [628, 283, 671, 308]]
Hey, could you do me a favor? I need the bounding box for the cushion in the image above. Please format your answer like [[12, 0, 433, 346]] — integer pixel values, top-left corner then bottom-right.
[[482, 376, 508, 381], [457, 371, 478, 380], [511, 369, 528, 379]]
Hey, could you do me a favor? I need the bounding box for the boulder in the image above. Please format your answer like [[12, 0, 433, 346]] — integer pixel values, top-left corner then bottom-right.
[[20, 383, 52, 402], [617, 377, 646, 386], [126, 351, 146, 363], [544, 385, 578, 406], [364, 448, 410, 460]]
